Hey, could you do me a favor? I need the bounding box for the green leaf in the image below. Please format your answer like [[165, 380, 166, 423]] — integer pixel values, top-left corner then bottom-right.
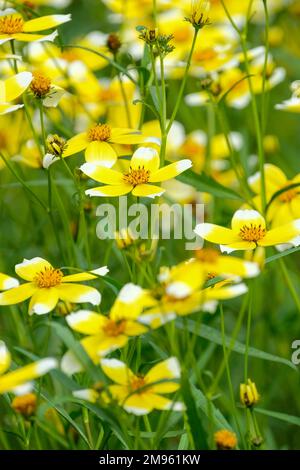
[[181, 373, 208, 449], [254, 407, 300, 427], [176, 169, 243, 200], [266, 246, 300, 264], [176, 320, 297, 370], [190, 384, 233, 430]]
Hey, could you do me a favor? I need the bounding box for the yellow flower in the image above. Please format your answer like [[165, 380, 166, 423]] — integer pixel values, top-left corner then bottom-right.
[[195, 247, 260, 279], [30, 70, 65, 107], [100, 357, 184, 415], [61, 283, 151, 374], [115, 228, 137, 249], [240, 378, 259, 408], [0, 257, 108, 315], [12, 392, 37, 417], [248, 164, 300, 227], [214, 429, 237, 450], [0, 71, 32, 115], [81, 147, 192, 198], [0, 272, 19, 290], [185, 0, 211, 29], [0, 340, 57, 394], [141, 259, 248, 323], [0, 10, 71, 44], [195, 209, 300, 252], [63, 124, 145, 167]]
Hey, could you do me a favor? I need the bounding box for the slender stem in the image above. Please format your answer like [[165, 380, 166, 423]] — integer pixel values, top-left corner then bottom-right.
[[159, 53, 167, 165], [279, 258, 300, 314], [220, 304, 245, 447], [166, 28, 198, 134], [261, 0, 270, 134], [39, 101, 46, 153], [244, 283, 253, 382]]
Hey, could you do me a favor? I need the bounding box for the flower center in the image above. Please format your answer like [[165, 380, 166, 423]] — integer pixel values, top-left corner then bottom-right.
[[239, 224, 266, 242], [0, 15, 24, 34], [279, 184, 298, 202], [123, 166, 150, 186], [206, 272, 217, 281], [87, 124, 111, 142], [103, 319, 126, 337], [34, 267, 63, 288], [196, 248, 219, 263], [130, 376, 146, 392], [30, 72, 51, 98]]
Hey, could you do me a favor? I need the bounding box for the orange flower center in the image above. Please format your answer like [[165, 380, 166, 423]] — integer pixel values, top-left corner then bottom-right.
[[30, 72, 51, 98], [279, 184, 298, 202], [130, 376, 146, 392], [34, 267, 63, 288], [206, 272, 217, 281], [103, 319, 126, 337], [195, 248, 219, 263], [0, 15, 24, 34], [123, 166, 150, 186], [87, 124, 111, 142], [239, 224, 266, 242]]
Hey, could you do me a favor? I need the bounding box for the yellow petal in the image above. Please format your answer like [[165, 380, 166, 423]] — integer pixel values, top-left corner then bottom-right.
[[259, 220, 300, 246], [220, 241, 257, 253], [110, 283, 151, 321], [124, 321, 148, 336], [0, 282, 37, 305], [0, 357, 57, 395], [4, 72, 32, 102], [62, 266, 108, 282], [0, 104, 24, 115], [248, 164, 286, 195], [28, 287, 59, 315], [149, 160, 192, 183], [85, 141, 117, 167], [0, 273, 19, 291], [0, 341, 11, 375], [86, 184, 132, 197], [130, 147, 160, 172], [11, 32, 58, 43], [231, 209, 266, 233], [194, 223, 240, 244], [110, 128, 144, 144], [15, 257, 52, 281], [123, 393, 154, 415], [211, 256, 260, 278], [201, 283, 248, 301], [100, 358, 135, 385], [83, 334, 128, 357], [56, 284, 101, 305], [23, 14, 71, 32], [66, 310, 107, 335], [80, 162, 123, 184], [63, 133, 88, 157], [132, 183, 164, 197], [145, 357, 180, 394]]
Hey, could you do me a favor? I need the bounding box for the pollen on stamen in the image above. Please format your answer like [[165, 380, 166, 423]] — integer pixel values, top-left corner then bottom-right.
[[34, 267, 63, 288], [123, 166, 150, 186], [239, 224, 266, 242], [130, 376, 146, 393], [87, 124, 111, 142], [103, 319, 126, 337], [0, 15, 24, 34], [30, 71, 52, 98]]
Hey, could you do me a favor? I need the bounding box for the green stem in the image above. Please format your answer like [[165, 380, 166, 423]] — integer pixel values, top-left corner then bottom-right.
[[278, 258, 300, 314], [166, 28, 198, 134]]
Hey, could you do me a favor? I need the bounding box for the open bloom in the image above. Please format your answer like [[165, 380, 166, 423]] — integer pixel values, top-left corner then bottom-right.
[[0, 340, 57, 395], [62, 283, 151, 374], [81, 147, 192, 198], [98, 357, 184, 415], [0, 9, 71, 44], [141, 259, 248, 324], [30, 70, 65, 107], [0, 257, 108, 315], [0, 71, 32, 115], [195, 209, 300, 253], [248, 164, 300, 227], [63, 124, 145, 167], [275, 80, 300, 113], [0, 272, 19, 290]]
